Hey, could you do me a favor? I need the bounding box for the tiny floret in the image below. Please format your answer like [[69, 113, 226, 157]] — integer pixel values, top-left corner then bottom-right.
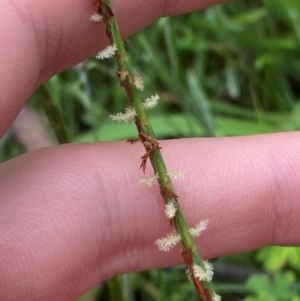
[[143, 141, 152, 148], [192, 264, 206, 281], [138, 173, 159, 187], [96, 44, 117, 60], [109, 112, 123, 122], [186, 269, 191, 280], [203, 260, 214, 281], [167, 170, 185, 180], [118, 70, 129, 81], [143, 94, 160, 110], [124, 107, 136, 120], [134, 76, 144, 91], [109, 106, 136, 123], [90, 12, 103, 22], [155, 232, 181, 252], [165, 199, 177, 219], [212, 293, 222, 301], [192, 261, 213, 282], [189, 220, 208, 237]]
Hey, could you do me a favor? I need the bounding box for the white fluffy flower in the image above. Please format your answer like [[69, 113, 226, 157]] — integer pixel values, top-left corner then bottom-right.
[[192, 261, 213, 282], [138, 173, 159, 187], [189, 220, 208, 237], [109, 106, 136, 123], [186, 269, 192, 280], [165, 199, 177, 218], [143, 94, 160, 110], [212, 293, 222, 301], [134, 76, 144, 91], [96, 44, 117, 60], [203, 260, 214, 281], [167, 170, 185, 180], [192, 264, 207, 281], [90, 12, 103, 22], [155, 232, 181, 252]]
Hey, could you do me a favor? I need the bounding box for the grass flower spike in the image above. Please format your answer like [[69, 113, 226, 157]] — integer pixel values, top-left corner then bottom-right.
[[94, 0, 219, 300]]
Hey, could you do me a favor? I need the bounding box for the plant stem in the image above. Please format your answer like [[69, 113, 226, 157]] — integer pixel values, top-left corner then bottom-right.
[[39, 85, 71, 144], [107, 276, 126, 301], [98, 1, 217, 300], [40, 84, 126, 301]]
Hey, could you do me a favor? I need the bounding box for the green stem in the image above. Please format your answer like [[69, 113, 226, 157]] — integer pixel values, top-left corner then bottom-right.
[[40, 85, 125, 301], [98, 1, 217, 300], [39, 85, 71, 144], [107, 276, 126, 301]]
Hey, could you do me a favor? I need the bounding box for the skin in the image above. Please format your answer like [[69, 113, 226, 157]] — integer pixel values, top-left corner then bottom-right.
[[1, 0, 300, 300]]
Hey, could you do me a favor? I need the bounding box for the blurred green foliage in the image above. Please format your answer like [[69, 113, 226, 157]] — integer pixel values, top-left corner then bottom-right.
[[244, 272, 300, 301], [2, 0, 300, 300]]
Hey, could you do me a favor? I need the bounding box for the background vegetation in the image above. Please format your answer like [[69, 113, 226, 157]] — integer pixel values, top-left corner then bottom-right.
[[1, 0, 300, 300]]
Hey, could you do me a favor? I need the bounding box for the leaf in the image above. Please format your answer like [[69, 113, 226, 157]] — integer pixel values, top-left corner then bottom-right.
[[257, 246, 300, 271], [245, 272, 297, 301]]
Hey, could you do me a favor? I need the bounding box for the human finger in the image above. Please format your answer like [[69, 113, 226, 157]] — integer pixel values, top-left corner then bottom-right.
[[1, 132, 300, 300], [0, 0, 228, 137]]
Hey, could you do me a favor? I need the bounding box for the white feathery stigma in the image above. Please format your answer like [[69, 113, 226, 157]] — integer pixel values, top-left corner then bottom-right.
[[109, 106, 136, 123], [124, 107, 136, 120], [133, 76, 144, 91], [167, 170, 186, 180], [96, 44, 117, 60], [186, 269, 192, 280], [192, 264, 206, 281], [189, 220, 209, 237], [155, 232, 181, 252], [90, 12, 103, 22], [203, 260, 214, 281], [212, 293, 222, 301], [165, 199, 177, 219], [138, 173, 159, 187], [143, 94, 160, 110], [192, 261, 213, 282]]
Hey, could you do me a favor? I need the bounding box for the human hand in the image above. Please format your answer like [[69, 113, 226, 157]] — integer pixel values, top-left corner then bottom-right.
[[1, 1, 300, 300]]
